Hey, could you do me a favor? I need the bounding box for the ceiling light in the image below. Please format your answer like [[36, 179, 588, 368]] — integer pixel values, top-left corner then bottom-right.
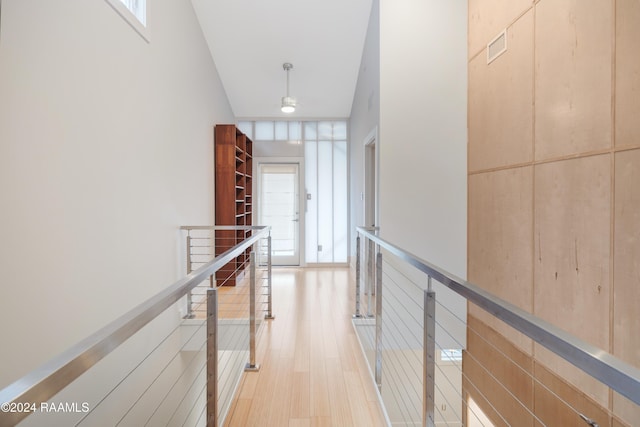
[[281, 63, 296, 113]]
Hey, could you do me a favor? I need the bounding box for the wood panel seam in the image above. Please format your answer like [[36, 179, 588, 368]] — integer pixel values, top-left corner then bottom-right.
[[609, 0, 617, 412], [468, 147, 631, 176]]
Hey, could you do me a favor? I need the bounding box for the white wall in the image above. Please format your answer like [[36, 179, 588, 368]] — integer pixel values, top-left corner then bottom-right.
[[376, 0, 468, 350], [350, 0, 467, 278], [349, 0, 467, 347], [0, 0, 234, 389], [351, 0, 467, 348], [349, 0, 380, 257], [378, 0, 467, 280]]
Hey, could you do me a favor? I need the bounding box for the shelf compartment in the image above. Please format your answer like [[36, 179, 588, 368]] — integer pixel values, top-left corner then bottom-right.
[[215, 124, 253, 287]]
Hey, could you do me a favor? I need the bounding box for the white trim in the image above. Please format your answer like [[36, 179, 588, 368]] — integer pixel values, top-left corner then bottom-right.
[[351, 319, 393, 426], [305, 263, 349, 268], [363, 126, 379, 227], [104, 0, 150, 43], [346, 121, 352, 262]]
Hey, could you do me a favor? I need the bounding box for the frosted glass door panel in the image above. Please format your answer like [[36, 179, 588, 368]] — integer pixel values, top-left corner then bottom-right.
[[259, 163, 300, 265], [304, 121, 348, 264], [275, 122, 288, 140], [305, 141, 318, 263], [333, 141, 348, 261], [332, 122, 347, 140], [318, 140, 334, 262]]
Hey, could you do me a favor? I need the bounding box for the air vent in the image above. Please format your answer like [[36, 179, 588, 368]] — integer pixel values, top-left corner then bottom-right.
[[487, 29, 507, 64]]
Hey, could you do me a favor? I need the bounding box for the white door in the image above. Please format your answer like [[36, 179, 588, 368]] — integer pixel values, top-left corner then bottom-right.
[[258, 163, 300, 265]]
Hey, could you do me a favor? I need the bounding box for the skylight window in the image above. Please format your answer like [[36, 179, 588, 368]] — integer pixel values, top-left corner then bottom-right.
[[105, 0, 148, 42], [119, 0, 146, 26]]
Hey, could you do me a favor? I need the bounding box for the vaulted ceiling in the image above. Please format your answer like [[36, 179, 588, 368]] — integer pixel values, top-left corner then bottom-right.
[[191, 0, 373, 119]]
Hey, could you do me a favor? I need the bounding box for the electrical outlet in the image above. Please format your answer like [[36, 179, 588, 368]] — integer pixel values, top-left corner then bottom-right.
[[318, 245, 323, 252]]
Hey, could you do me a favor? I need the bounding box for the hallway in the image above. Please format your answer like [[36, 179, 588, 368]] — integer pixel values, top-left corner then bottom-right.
[[224, 267, 387, 426]]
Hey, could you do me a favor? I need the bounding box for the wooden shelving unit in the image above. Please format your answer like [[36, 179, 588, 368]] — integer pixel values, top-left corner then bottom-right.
[[215, 124, 253, 286]]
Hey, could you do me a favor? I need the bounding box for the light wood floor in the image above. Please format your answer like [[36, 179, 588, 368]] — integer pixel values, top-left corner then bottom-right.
[[190, 266, 268, 319], [223, 267, 387, 427]]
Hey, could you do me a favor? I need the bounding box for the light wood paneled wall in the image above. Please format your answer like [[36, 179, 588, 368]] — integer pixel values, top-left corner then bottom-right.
[[467, 0, 640, 425]]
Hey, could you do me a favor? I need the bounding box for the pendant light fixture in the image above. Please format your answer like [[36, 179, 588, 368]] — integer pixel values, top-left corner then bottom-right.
[[281, 63, 296, 113]]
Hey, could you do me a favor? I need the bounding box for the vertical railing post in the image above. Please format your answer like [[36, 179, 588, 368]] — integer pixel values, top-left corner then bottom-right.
[[424, 277, 435, 427], [353, 234, 363, 318], [184, 234, 195, 319], [367, 238, 375, 317], [371, 238, 377, 301], [375, 251, 383, 391], [245, 251, 260, 371], [265, 232, 275, 319], [206, 288, 218, 427]]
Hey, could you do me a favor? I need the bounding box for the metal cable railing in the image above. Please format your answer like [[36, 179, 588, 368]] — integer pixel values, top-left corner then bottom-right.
[[0, 225, 271, 427], [181, 226, 272, 322], [353, 226, 640, 427]]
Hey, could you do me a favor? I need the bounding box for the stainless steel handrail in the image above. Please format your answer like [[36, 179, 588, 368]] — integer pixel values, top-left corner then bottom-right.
[[0, 225, 271, 426], [356, 226, 640, 407]]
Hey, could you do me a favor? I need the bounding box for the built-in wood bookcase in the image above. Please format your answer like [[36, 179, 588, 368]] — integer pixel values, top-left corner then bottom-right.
[[215, 124, 253, 286]]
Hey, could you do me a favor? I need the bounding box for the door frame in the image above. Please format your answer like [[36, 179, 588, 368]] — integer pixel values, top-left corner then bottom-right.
[[255, 157, 306, 266], [363, 127, 379, 228]]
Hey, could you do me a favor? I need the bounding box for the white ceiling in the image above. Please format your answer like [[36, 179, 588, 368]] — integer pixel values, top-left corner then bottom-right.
[[191, 0, 373, 119]]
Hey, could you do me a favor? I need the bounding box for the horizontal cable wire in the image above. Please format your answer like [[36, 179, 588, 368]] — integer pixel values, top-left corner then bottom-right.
[[381, 340, 422, 422], [167, 297, 258, 424], [380, 273, 424, 347], [75, 239, 265, 425], [381, 263, 424, 316], [382, 322, 422, 394], [361, 235, 624, 426], [146, 343, 207, 426], [431, 362, 464, 426], [430, 315, 534, 424], [381, 258, 427, 305], [436, 296, 595, 424], [464, 403, 489, 427], [15, 230, 265, 427], [380, 293, 422, 367], [365, 242, 422, 423], [179, 372, 206, 427], [430, 308, 548, 426], [194, 404, 206, 427], [373, 240, 533, 426], [113, 318, 209, 426], [379, 267, 425, 424], [165, 335, 209, 426], [74, 313, 186, 425], [460, 367, 511, 427], [142, 321, 208, 426], [383, 355, 417, 425], [217, 325, 249, 391], [380, 339, 421, 421]]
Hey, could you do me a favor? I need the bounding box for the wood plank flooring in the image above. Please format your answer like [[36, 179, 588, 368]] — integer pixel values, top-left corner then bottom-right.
[[223, 267, 387, 426], [190, 267, 267, 320]]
